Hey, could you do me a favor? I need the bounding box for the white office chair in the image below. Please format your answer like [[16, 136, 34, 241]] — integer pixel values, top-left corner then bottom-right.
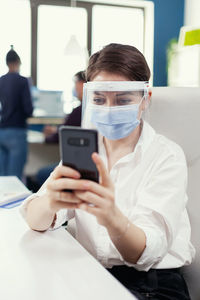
[[148, 87, 200, 300]]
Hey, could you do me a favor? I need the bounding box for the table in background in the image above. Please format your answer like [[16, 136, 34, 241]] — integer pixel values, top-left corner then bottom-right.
[[25, 130, 59, 176], [0, 208, 136, 300]]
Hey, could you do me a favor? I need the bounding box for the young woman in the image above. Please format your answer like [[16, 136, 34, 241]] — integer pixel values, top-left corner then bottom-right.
[[21, 43, 194, 300]]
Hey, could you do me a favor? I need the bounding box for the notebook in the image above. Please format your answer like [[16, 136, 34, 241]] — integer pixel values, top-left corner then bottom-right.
[[0, 176, 32, 207]]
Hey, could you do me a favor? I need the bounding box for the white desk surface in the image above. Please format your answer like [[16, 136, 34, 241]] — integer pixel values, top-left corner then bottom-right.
[[0, 208, 136, 300]]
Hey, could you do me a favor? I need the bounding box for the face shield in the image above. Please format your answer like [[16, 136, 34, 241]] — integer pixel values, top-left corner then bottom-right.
[[82, 81, 149, 140]]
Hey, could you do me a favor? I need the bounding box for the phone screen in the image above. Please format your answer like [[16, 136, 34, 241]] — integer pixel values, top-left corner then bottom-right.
[[59, 126, 99, 183]]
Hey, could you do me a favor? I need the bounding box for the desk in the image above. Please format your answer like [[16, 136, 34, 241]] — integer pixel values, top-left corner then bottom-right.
[[0, 209, 136, 300], [28, 117, 64, 125]]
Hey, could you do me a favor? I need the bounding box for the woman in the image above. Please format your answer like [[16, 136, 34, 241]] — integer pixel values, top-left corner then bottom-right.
[[0, 46, 33, 179], [21, 43, 194, 299]]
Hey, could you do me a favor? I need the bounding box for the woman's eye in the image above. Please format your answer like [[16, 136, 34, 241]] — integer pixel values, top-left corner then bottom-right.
[[116, 99, 132, 105], [93, 98, 106, 105]]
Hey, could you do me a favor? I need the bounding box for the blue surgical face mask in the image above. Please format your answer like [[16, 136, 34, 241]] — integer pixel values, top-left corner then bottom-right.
[[90, 99, 143, 140]]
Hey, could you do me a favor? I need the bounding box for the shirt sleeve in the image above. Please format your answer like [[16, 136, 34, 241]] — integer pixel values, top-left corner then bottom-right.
[[124, 148, 188, 271], [65, 105, 81, 127], [45, 131, 59, 144]]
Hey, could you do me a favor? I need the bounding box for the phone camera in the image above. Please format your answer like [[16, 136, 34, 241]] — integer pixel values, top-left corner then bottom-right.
[[80, 139, 84, 145], [68, 137, 89, 147]]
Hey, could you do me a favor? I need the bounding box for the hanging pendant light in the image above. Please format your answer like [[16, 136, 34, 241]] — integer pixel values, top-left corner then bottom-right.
[[64, 34, 83, 56], [64, 0, 83, 56]]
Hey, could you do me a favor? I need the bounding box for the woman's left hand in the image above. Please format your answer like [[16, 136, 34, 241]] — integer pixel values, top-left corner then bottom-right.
[[75, 152, 120, 228]]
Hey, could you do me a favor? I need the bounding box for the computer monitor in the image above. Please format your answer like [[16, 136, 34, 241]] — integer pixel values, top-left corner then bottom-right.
[[31, 87, 65, 117]]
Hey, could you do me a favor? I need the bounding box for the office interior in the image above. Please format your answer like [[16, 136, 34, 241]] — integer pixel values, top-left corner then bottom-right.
[[0, 0, 200, 299]]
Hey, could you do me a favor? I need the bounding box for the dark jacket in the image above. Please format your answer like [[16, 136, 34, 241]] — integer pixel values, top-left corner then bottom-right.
[[45, 104, 82, 144], [0, 72, 33, 128]]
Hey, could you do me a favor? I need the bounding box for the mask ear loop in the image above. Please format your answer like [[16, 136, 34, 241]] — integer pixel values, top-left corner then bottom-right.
[[139, 87, 149, 121], [136, 95, 145, 123], [141, 88, 150, 122]]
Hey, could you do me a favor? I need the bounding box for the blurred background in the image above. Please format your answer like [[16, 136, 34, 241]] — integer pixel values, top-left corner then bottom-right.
[[1, 0, 200, 115], [1, 3, 200, 298], [0, 0, 200, 185]]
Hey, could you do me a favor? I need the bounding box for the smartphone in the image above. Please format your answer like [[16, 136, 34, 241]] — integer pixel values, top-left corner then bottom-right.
[[59, 126, 99, 183]]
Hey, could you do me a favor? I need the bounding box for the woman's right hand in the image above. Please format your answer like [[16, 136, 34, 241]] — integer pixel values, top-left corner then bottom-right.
[[45, 164, 84, 214], [25, 164, 85, 231]]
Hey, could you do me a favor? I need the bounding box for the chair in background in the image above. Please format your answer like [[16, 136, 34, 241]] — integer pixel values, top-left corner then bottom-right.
[[148, 87, 200, 300]]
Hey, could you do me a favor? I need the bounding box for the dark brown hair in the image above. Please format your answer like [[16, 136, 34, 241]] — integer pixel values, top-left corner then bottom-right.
[[86, 43, 150, 82], [74, 70, 86, 82]]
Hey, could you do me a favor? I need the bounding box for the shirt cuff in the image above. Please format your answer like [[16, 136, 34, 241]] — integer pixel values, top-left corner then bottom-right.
[[20, 181, 74, 231], [123, 226, 165, 271], [49, 209, 69, 231], [20, 191, 69, 230]]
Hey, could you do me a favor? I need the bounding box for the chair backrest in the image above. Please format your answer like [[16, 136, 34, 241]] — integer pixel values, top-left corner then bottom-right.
[[148, 87, 200, 300]]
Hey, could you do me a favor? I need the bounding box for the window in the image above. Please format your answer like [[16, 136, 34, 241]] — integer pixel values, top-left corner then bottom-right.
[[34, 0, 154, 88], [92, 5, 144, 54], [0, 0, 31, 77], [37, 5, 87, 92], [31, 0, 153, 114]]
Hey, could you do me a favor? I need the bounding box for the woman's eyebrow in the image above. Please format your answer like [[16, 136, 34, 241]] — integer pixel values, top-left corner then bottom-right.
[[116, 92, 136, 96], [93, 91, 106, 96]]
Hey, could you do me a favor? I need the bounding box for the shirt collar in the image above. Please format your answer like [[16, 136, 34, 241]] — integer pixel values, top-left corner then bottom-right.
[[136, 120, 156, 157], [99, 121, 156, 167]]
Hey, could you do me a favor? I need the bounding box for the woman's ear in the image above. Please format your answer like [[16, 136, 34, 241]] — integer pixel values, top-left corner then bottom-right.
[[142, 89, 152, 111]]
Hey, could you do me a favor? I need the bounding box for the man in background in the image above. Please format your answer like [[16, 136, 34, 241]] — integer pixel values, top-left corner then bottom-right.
[[0, 46, 33, 179]]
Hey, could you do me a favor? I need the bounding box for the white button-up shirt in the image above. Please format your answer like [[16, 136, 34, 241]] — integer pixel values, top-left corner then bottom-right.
[[21, 121, 195, 271]]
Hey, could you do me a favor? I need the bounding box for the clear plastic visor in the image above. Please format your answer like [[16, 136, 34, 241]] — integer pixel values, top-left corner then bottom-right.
[[82, 81, 149, 128]]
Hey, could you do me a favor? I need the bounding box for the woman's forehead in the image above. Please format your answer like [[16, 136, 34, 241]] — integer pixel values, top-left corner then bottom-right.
[[92, 71, 130, 82]]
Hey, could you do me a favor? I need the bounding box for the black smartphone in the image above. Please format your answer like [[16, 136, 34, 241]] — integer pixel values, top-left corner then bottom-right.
[[59, 126, 99, 183]]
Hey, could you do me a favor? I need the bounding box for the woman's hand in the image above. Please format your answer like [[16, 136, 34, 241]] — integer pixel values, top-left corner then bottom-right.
[[75, 153, 146, 263], [75, 153, 120, 228], [45, 165, 86, 214], [26, 165, 89, 232]]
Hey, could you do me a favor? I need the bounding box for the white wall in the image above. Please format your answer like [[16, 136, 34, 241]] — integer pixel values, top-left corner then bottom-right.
[[185, 0, 200, 26]]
